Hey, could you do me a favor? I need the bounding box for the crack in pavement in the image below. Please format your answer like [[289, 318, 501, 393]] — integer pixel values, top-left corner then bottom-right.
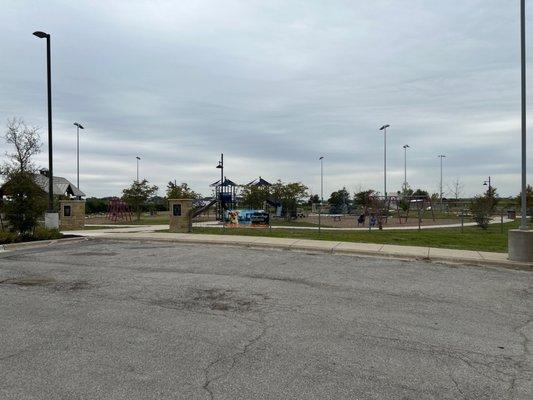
[[201, 314, 269, 399]]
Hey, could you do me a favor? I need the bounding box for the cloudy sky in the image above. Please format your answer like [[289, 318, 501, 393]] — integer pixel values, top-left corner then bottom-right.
[[0, 0, 531, 198]]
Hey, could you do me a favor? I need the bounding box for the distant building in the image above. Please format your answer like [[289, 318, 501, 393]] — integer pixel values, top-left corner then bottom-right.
[[33, 169, 85, 198]]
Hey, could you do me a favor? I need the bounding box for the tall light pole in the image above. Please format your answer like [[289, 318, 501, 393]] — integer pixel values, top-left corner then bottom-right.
[[216, 153, 224, 221], [520, 0, 528, 230], [438, 154, 446, 210], [136, 156, 141, 182], [319, 156, 324, 233], [403, 144, 410, 192], [33, 30, 54, 212], [379, 125, 390, 198], [73, 122, 84, 194]]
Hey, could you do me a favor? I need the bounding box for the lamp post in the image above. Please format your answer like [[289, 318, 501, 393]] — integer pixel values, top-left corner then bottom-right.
[[136, 156, 141, 182], [33, 30, 54, 212], [520, 0, 528, 230], [403, 144, 410, 192], [438, 154, 446, 210], [483, 176, 492, 194], [319, 156, 324, 233], [379, 125, 390, 199], [216, 153, 224, 221], [73, 122, 84, 195]]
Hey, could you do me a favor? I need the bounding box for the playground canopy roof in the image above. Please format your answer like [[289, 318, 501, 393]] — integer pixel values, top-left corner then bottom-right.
[[246, 177, 271, 186], [210, 178, 238, 187]]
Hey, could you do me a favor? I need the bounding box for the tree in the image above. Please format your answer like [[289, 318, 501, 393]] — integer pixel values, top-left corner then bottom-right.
[[353, 190, 375, 210], [2, 171, 47, 235], [122, 179, 159, 221], [241, 185, 270, 209], [307, 194, 320, 205], [328, 187, 350, 213], [1, 118, 47, 236], [470, 186, 499, 229], [447, 178, 464, 200], [2, 118, 41, 174], [166, 181, 200, 200], [412, 189, 429, 198], [270, 180, 308, 219]]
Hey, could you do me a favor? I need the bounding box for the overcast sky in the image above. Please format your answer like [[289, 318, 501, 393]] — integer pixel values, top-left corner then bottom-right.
[[0, 0, 532, 198]]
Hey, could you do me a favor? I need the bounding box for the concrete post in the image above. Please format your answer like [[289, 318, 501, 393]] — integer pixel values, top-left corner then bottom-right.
[[168, 199, 193, 233], [59, 200, 85, 230], [508, 229, 533, 262]]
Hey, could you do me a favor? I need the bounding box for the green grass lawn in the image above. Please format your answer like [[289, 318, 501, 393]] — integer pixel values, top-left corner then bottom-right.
[[187, 221, 531, 253]]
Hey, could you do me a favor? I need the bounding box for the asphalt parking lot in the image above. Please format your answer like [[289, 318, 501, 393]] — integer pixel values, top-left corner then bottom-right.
[[0, 239, 531, 399]]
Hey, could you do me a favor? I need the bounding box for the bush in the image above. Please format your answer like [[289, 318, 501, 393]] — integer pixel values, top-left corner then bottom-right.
[[2, 171, 47, 235], [470, 195, 497, 229], [29, 227, 62, 241]]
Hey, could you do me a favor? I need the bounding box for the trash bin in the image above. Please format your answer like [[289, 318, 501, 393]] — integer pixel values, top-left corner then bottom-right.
[[507, 210, 517, 220]]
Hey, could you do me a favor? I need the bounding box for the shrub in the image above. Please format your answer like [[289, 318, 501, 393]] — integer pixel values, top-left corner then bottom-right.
[[29, 227, 62, 241]]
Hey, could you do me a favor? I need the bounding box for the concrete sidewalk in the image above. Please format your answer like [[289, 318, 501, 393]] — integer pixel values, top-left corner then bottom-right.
[[68, 228, 532, 271]]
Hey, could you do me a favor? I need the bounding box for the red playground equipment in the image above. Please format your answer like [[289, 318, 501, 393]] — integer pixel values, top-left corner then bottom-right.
[[106, 197, 133, 222]]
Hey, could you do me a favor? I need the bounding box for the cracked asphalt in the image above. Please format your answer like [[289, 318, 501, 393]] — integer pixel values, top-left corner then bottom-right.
[[0, 239, 532, 399]]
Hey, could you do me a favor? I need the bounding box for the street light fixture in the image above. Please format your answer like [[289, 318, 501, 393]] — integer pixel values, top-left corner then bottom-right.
[[438, 155, 446, 210], [73, 122, 84, 196], [136, 156, 141, 182], [216, 153, 224, 221], [33, 30, 54, 213], [319, 156, 324, 233], [403, 144, 410, 192], [379, 125, 390, 198]]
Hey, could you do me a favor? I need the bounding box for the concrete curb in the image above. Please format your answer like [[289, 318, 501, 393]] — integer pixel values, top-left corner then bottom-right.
[[82, 234, 533, 272]]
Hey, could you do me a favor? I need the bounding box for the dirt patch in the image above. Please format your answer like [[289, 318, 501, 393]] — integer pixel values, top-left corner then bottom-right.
[[69, 252, 119, 257], [53, 280, 92, 291], [0, 276, 56, 286], [0, 276, 91, 291], [150, 288, 258, 312]]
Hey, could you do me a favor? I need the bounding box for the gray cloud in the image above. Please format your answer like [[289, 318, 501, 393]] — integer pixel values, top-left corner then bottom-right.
[[0, 0, 531, 198]]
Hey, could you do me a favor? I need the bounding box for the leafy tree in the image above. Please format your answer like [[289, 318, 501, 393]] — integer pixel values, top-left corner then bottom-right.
[[328, 187, 350, 213], [270, 180, 308, 219], [2, 171, 47, 235], [412, 189, 429, 198], [166, 181, 200, 199], [307, 194, 320, 205], [85, 197, 109, 214], [1, 118, 46, 235], [470, 186, 499, 229], [353, 190, 375, 210], [122, 179, 159, 221], [241, 185, 271, 209]]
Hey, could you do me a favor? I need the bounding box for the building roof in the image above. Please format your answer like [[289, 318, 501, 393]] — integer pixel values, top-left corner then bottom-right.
[[210, 177, 238, 187], [33, 173, 85, 197], [246, 176, 271, 186]]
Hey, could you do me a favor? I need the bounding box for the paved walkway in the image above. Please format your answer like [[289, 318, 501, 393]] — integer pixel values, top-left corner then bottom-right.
[[69, 227, 532, 271]]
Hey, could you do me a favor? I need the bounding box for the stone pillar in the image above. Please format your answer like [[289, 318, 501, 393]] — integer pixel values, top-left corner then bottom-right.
[[169, 199, 193, 233], [59, 200, 85, 230], [508, 229, 533, 262]]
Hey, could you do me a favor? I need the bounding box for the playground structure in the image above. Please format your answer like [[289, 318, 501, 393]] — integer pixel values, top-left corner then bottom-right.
[[106, 197, 133, 222], [210, 177, 238, 221]]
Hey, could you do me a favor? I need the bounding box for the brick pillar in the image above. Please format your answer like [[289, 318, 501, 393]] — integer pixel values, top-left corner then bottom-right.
[[168, 199, 193, 233], [59, 200, 85, 230]]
